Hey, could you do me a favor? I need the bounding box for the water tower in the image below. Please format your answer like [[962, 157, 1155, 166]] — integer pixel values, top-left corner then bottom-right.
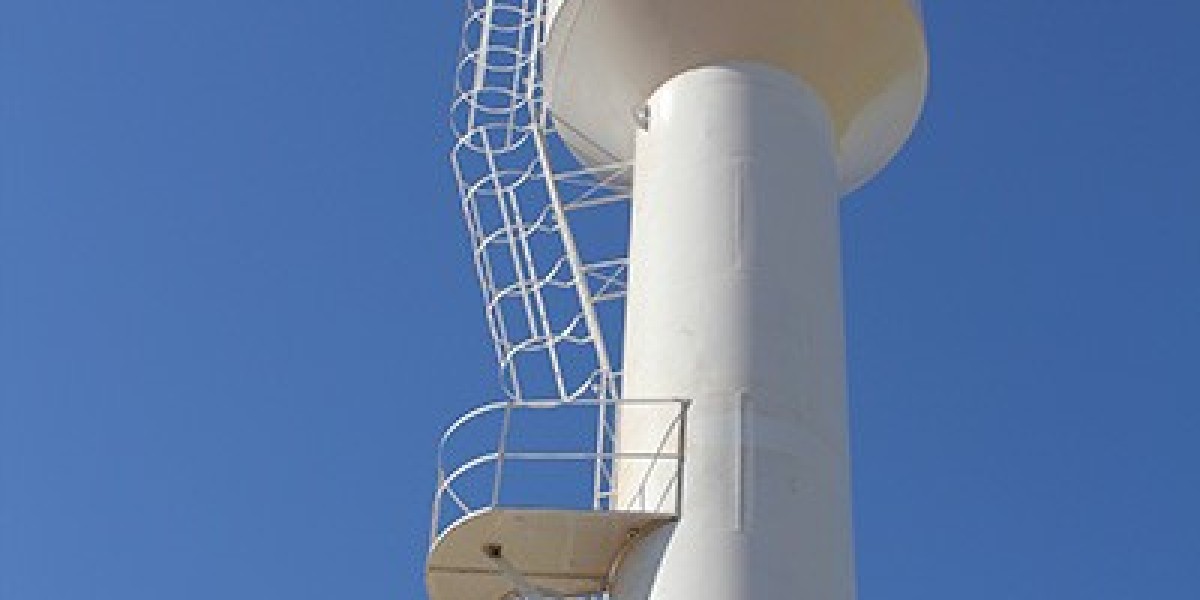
[[428, 1, 928, 598]]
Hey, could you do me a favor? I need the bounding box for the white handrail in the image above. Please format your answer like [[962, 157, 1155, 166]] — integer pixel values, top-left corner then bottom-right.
[[430, 398, 690, 546]]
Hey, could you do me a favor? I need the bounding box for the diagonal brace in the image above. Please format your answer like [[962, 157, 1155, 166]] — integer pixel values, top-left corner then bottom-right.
[[482, 544, 560, 600]]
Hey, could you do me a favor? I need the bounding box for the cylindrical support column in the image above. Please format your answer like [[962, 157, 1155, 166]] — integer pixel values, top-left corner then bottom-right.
[[614, 63, 854, 599]]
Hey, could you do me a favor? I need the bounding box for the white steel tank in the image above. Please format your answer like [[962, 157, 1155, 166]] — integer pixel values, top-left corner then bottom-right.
[[544, 0, 927, 192]]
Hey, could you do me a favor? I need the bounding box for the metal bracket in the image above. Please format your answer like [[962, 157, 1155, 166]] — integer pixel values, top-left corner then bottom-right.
[[483, 545, 559, 600]]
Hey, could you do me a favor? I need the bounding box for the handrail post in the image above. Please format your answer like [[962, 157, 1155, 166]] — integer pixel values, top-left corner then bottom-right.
[[492, 400, 515, 506], [675, 399, 690, 517], [591, 382, 608, 510]]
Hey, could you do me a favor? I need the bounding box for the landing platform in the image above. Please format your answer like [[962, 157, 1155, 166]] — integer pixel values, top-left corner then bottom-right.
[[426, 508, 675, 600]]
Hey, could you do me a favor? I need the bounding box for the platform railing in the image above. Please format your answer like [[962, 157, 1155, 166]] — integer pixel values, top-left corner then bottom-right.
[[430, 398, 689, 546]]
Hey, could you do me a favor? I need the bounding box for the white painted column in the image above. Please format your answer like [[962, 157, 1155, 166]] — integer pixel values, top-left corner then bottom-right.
[[614, 63, 855, 600]]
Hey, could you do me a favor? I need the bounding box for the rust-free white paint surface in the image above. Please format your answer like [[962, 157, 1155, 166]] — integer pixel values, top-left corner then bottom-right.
[[616, 64, 855, 600]]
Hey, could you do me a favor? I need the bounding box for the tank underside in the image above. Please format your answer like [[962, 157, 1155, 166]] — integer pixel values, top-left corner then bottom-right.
[[544, 0, 927, 192]]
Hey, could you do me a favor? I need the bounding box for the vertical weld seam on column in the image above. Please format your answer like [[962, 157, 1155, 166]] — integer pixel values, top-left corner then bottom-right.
[[733, 160, 746, 270], [736, 391, 752, 532]]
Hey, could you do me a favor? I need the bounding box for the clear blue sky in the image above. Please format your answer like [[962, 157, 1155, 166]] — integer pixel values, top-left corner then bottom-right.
[[2, 2, 1197, 599]]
